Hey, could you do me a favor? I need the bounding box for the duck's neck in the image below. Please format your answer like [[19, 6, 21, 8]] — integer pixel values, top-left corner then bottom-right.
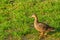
[[34, 17, 38, 25]]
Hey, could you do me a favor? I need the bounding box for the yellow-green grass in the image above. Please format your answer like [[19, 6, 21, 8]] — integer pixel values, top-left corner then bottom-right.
[[0, 0, 60, 40]]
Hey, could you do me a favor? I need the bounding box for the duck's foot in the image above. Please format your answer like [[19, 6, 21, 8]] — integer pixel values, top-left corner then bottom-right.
[[39, 35, 49, 40], [39, 37, 45, 40], [39, 35, 45, 40]]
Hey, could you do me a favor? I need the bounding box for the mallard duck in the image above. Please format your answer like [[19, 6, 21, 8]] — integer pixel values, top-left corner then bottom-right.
[[31, 14, 55, 37]]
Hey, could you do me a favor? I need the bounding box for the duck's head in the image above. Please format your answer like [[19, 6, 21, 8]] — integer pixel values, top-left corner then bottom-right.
[[31, 14, 37, 18]]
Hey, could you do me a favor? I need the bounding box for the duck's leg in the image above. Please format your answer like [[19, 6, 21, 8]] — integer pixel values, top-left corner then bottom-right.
[[44, 32, 47, 36], [39, 32, 45, 40], [44, 31, 50, 37], [40, 32, 45, 38]]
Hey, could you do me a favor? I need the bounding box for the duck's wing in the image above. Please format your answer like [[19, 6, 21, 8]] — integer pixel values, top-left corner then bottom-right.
[[38, 23, 55, 31], [38, 22, 49, 28], [38, 23, 49, 30]]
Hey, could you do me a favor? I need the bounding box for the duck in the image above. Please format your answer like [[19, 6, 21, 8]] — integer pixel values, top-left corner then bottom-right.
[[31, 14, 55, 37]]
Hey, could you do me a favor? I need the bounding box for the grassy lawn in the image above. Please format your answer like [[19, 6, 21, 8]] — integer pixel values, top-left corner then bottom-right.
[[0, 0, 60, 40]]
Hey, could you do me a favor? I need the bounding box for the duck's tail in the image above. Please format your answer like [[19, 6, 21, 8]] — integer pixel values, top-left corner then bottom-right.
[[50, 29, 55, 31], [48, 27, 55, 31]]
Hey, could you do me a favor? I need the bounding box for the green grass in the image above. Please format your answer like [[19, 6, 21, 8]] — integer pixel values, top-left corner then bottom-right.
[[0, 0, 60, 40]]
